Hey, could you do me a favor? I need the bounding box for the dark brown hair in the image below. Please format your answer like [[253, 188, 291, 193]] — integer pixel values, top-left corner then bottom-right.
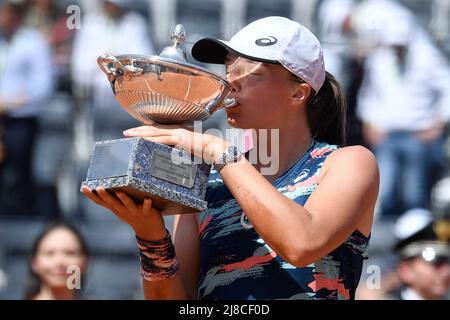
[[24, 221, 89, 300], [293, 72, 347, 146]]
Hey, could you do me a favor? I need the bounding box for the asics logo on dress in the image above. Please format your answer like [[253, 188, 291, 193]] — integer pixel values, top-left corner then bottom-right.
[[294, 169, 310, 183], [240, 212, 253, 229]]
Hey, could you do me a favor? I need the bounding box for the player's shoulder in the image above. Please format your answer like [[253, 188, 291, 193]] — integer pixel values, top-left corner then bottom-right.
[[324, 145, 379, 178]]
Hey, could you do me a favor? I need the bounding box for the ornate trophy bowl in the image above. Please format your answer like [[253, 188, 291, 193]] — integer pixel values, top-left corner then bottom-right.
[[97, 54, 231, 125], [81, 25, 233, 215]]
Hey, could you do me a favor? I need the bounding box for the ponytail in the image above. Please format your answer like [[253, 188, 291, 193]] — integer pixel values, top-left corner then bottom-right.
[[305, 72, 347, 146]]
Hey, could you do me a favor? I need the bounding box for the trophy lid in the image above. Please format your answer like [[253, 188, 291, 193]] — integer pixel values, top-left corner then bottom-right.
[[99, 23, 228, 87], [159, 24, 188, 63]]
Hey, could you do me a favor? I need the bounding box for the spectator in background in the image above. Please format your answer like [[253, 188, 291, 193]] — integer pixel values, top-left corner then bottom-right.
[[23, 0, 75, 93], [352, 0, 450, 219], [390, 208, 450, 299], [357, 208, 450, 300], [71, 0, 154, 137], [24, 222, 89, 300], [316, 0, 355, 84], [23, 0, 60, 37], [0, 0, 54, 215], [316, 0, 366, 147]]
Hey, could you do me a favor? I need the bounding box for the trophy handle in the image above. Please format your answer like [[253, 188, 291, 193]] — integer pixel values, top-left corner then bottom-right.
[[98, 54, 144, 93], [98, 54, 144, 78], [98, 54, 119, 77]]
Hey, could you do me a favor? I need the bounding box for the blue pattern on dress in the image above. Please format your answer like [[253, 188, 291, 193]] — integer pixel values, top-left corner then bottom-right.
[[198, 140, 370, 300]]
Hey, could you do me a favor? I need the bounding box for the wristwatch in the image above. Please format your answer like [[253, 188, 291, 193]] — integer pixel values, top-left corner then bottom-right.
[[213, 145, 243, 173]]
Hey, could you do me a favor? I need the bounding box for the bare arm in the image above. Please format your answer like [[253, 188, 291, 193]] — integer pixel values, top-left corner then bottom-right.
[[142, 271, 188, 300], [121, 126, 379, 268], [173, 213, 200, 299], [143, 213, 200, 299], [219, 146, 379, 266]]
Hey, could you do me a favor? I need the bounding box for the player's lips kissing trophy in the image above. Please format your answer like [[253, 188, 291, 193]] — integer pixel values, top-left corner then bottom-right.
[[81, 24, 236, 214]]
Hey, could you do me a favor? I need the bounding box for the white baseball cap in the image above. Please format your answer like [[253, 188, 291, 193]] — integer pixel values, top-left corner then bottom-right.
[[192, 16, 326, 93]]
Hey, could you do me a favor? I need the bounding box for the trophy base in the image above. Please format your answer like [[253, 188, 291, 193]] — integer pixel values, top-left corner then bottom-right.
[[81, 137, 211, 215]]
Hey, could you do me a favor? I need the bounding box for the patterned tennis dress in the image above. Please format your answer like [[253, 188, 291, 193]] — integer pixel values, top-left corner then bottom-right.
[[198, 140, 369, 300]]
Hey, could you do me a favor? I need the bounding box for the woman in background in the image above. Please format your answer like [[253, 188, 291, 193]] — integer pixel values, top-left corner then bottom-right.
[[24, 222, 89, 300]]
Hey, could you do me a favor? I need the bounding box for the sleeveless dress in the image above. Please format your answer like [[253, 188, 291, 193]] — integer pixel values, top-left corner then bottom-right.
[[197, 140, 370, 300]]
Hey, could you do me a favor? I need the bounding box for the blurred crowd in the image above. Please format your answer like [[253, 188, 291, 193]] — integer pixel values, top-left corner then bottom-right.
[[0, 0, 448, 299]]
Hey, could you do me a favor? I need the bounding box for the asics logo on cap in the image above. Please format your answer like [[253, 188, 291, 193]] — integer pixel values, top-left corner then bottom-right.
[[255, 36, 278, 47]]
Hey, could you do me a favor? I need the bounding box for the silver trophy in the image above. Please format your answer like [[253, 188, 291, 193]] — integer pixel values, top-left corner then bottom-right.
[[81, 25, 234, 215]]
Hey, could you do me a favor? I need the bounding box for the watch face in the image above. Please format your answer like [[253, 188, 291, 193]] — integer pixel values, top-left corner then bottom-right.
[[214, 145, 242, 172], [229, 146, 239, 157]]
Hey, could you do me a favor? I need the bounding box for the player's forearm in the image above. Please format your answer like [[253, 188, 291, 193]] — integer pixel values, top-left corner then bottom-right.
[[219, 159, 316, 265], [143, 274, 191, 300]]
